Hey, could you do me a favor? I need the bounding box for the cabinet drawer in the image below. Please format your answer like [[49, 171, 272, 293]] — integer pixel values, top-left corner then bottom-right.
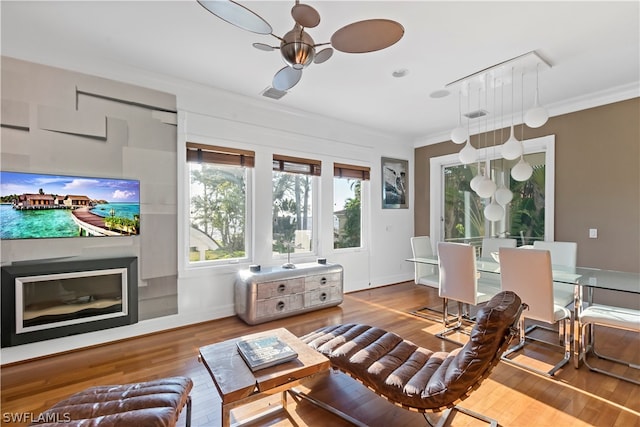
[[304, 272, 341, 290], [256, 278, 304, 299], [304, 286, 342, 307], [256, 293, 304, 318]]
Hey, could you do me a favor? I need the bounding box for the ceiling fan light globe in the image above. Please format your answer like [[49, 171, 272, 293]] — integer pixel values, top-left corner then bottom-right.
[[281, 26, 316, 68]]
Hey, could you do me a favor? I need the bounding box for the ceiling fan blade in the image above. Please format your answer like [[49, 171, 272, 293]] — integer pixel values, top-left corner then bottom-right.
[[313, 48, 333, 64], [331, 19, 404, 53], [273, 66, 303, 91], [291, 3, 320, 28], [197, 0, 272, 35], [253, 42, 275, 51]]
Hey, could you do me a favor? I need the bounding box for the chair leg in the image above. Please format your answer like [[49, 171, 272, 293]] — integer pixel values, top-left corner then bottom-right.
[[502, 317, 570, 377], [424, 406, 498, 427], [185, 395, 192, 427], [436, 301, 474, 345], [581, 323, 640, 385]]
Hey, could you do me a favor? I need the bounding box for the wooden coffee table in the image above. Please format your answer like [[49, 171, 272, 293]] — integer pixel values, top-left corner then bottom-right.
[[198, 327, 330, 427]]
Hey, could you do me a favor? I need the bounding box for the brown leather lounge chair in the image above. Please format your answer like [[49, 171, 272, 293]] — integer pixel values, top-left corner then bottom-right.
[[29, 376, 193, 427], [299, 290, 524, 427]]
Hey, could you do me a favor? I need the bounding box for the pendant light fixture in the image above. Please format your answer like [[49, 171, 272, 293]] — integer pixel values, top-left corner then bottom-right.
[[511, 71, 534, 182], [484, 196, 505, 222], [458, 88, 477, 164], [501, 67, 522, 160], [524, 63, 549, 128], [451, 89, 468, 144]]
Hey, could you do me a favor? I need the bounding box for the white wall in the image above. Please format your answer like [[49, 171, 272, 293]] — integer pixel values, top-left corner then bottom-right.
[[1, 58, 416, 363]]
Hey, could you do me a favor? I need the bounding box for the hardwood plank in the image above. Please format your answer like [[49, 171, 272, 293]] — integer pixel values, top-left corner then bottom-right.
[[1, 282, 638, 426]]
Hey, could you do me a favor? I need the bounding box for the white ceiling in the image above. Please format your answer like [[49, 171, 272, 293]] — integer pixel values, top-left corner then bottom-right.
[[1, 1, 639, 143]]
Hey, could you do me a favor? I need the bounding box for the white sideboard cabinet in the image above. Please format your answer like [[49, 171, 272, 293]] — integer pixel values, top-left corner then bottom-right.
[[234, 261, 343, 325]]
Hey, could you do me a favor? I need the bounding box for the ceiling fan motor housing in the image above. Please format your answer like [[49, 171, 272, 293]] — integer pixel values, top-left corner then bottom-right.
[[281, 25, 315, 69]]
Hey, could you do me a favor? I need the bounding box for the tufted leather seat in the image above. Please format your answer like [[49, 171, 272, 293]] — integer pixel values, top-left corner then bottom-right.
[[29, 376, 193, 427], [301, 291, 523, 413]]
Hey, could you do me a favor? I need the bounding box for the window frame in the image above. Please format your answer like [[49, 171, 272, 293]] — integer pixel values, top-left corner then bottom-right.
[[185, 142, 254, 268], [429, 134, 555, 245], [272, 154, 321, 261], [333, 163, 370, 250]]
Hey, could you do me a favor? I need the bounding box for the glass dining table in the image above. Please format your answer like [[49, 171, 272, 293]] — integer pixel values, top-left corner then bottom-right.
[[406, 255, 640, 367]]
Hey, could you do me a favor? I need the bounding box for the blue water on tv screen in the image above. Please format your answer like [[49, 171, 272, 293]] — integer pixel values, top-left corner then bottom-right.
[[0, 171, 140, 239]]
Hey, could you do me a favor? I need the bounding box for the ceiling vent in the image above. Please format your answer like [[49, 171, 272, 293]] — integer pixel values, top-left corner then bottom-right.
[[463, 109, 488, 119], [261, 87, 287, 100]]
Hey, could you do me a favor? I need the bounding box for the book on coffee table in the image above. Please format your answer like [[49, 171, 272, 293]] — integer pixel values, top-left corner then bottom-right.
[[236, 335, 299, 371]]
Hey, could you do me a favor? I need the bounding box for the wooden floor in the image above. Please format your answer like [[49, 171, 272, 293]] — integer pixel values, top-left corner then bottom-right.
[[2, 282, 639, 427]]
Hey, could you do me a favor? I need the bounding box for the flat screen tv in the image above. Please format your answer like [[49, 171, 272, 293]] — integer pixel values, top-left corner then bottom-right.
[[0, 171, 140, 240]]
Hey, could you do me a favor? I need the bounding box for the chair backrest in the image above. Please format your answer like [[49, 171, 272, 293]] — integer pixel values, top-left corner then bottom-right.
[[499, 247, 555, 323], [437, 242, 479, 305], [411, 236, 437, 287], [533, 241, 577, 267], [481, 237, 517, 258]]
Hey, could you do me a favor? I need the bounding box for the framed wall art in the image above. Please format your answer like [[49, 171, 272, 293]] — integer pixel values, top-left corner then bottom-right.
[[381, 157, 408, 209]]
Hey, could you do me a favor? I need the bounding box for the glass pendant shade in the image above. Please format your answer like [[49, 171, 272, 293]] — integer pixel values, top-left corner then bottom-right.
[[484, 198, 505, 222], [459, 141, 477, 164], [476, 175, 497, 198], [501, 126, 522, 160], [511, 157, 533, 181], [451, 123, 468, 144], [495, 186, 514, 205], [470, 171, 483, 192], [524, 93, 549, 128]]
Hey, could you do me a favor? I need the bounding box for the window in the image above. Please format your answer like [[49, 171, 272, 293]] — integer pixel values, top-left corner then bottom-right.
[[272, 154, 320, 258], [430, 135, 555, 249], [333, 163, 370, 249], [186, 143, 253, 264]]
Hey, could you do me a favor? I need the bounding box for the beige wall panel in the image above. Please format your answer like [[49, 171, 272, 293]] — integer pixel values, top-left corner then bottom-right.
[[139, 213, 177, 280], [76, 79, 177, 112], [126, 118, 177, 152], [122, 147, 176, 205], [27, 117, 127, 176], [0, 127, 31, 158], [0, 152, 29, 171], [1, 99, 30, 129], [152, 110, 178, 125], [138, 295, 178, 321], [138, 275, 178, 299], [414, 98, 640, 273], [0, 57, 34, 102], [37, 104, 107, 139]]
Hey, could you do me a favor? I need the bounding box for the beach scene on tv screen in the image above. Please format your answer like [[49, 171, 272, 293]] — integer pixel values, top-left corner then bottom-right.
[[0, 171, 140, 239]]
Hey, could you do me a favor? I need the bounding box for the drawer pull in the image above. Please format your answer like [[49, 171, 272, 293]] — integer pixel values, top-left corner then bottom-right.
[[278, 284, 286, 293], [320, 292, 328, 302], [320, 277, 327, 285], [276, 301, 286, 311]]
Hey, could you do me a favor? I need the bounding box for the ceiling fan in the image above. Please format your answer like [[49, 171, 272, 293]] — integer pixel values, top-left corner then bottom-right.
[[197, 0, 404, 91]]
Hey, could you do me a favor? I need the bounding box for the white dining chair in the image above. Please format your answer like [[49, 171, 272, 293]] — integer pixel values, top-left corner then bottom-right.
[[410, 236, 442, 321], [411, 236, 438, 288], [578, 304, 640, 384], [499, 247, 572, 376], [436, 242, 497, 343], [481, 237, 517, 259], [533, 240, 578, 308]]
